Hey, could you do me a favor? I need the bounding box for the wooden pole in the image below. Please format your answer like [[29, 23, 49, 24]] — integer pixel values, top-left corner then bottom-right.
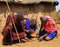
[[5, 0, 21, 45]]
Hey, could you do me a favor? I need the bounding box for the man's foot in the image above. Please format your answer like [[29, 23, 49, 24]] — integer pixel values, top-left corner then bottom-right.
[[20, 39, 27, 43], [20, 38, 30, 43], [2, 39, 12, 45], [2, 41, 12, 45], [44, 37, 51, 41], [25, 38, 30, 42]]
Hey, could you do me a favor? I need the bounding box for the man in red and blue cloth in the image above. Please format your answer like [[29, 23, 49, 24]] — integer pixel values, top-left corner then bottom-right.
[[38, 16, 57, 41]]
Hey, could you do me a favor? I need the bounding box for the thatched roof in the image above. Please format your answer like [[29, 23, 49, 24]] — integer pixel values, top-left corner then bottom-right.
[[16, 0, 57, 4], [0, 0, 59, 5]]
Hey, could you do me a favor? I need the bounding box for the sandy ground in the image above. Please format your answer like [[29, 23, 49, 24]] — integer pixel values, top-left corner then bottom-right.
[[0, 24, 60, 47]]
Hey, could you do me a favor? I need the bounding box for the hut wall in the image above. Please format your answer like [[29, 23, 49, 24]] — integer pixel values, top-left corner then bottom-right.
[[0, 3, 57, 31]]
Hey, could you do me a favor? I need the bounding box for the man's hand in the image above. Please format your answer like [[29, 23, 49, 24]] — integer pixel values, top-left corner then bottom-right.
[[38, 36, 44, 41], [9, 21, 12, 28], [25, 30, 29, 33], [29, 29, 35, 34]]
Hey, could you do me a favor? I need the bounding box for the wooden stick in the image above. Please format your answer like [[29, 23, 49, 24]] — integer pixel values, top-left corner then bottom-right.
[[5, 0, 21, 44]]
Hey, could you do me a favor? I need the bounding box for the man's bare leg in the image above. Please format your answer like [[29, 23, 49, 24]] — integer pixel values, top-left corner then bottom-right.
[[38, 34, 48, 41]]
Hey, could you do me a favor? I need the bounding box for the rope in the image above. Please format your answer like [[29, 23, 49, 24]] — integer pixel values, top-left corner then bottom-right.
[[5, 0, 21, 45]]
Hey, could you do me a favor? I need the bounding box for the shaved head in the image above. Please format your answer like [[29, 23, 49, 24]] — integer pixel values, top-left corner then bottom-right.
[[17, 13, 24, 21], [30, 19, 37, 26], [40, 16, 48, 24]]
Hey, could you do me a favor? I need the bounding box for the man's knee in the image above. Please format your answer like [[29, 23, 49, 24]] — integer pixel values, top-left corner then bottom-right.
[[44, 37, 51, 41], [2, 29, 10, 36]]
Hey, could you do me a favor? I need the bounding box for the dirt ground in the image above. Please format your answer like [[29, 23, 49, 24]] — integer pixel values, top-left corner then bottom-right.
[[0, 24, 60, 47]]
